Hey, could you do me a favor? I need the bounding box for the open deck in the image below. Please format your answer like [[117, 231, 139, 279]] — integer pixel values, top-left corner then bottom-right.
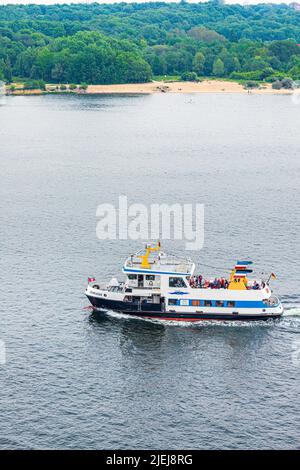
[[123, 249, 195, 275]]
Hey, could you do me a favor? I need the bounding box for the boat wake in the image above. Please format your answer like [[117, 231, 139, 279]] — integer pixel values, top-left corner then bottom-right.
[[282, 304, 300, 317], [102, 309, 278, 328], [94, 301, 300, 328]]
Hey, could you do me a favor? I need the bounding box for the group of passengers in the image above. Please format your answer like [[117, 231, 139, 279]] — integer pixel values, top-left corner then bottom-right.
[[189, 275, 229, 289], [252, 281, 264, 290], [188, 276, 265, 290]]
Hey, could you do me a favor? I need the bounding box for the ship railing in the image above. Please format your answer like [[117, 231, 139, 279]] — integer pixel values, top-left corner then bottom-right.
[[90, 282, 126, 293], [263, 296, 279, 307], [124, 252, 192, 269], [90, 282, 108, 291], [247, 279, 266, 290], [159, 257, 192, 265]]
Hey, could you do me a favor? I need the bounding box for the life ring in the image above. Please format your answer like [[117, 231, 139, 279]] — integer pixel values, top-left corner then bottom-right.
[[149, 281, 153, 286]]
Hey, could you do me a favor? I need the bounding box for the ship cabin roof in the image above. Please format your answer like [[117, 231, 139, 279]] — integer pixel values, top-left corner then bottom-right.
[[123, 248, 195, 277]]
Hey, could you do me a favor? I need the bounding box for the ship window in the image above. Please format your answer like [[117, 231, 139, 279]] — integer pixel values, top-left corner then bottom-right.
[[216, 300, 224, 307], [128, 274, 137, 280], [192, 300, 200, 306], [168, 299, 178, 305], [227, 301, 235, 307], [204, 300, 212, 307], [169, 277, 186, 288], [146, 275, 155, 281]]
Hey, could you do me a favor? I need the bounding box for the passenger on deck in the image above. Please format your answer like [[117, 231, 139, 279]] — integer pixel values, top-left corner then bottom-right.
[[253, 282, 260, 290], [198, 275, 203, 287]]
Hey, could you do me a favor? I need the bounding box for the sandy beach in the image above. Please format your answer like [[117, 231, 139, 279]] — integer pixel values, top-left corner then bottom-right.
[[86, 80, 294, 95], [8, 80, 295, 96]]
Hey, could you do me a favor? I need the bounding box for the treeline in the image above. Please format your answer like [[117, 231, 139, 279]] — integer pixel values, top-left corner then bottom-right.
[[11, 32, 152, 84], [0, 2, 300, 84]]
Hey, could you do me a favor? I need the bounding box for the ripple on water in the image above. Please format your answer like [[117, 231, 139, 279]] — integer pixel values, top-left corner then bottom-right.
[[1, 94, 300, 449]]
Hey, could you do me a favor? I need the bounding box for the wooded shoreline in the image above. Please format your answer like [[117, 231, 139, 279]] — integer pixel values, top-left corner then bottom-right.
[[1, 4, 300, 93]]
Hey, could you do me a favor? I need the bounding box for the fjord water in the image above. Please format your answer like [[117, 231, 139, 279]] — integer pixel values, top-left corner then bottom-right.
[[0, 93, 299, 449]]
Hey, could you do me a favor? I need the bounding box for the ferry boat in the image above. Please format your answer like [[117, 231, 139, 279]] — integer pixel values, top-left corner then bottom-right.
[[85, 242, 283, 321]]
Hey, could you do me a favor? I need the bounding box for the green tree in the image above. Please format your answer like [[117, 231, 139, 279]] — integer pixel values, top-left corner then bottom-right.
[[212, 58, 225, 77], [269, 41, 300, 64], [181, 71, 198, 81], [192, 52, 205, 75], [224, 56, 240, 74], [188, 27, 225, 44]]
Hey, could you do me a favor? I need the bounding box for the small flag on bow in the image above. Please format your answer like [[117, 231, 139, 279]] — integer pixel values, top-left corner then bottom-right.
[[88, 277, 96, 283]]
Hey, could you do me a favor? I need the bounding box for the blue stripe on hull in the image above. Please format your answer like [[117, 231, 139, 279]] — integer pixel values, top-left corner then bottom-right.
[[173, 299, 279, 308]]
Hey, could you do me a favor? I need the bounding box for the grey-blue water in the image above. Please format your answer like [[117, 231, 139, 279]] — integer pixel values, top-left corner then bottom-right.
[[0, 93, 299, 449]]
